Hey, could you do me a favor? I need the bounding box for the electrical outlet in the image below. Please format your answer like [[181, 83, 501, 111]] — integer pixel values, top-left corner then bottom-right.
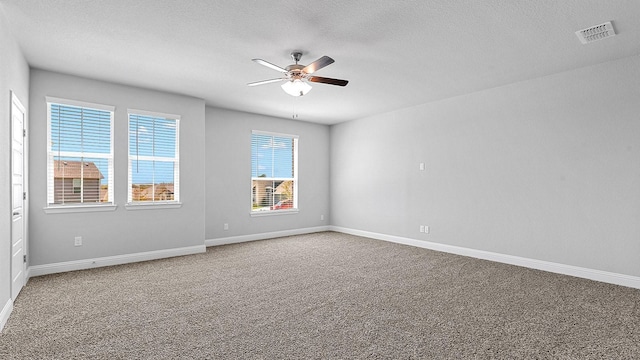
[[223, 223, 229, 231], [74, 236, 82, 246], [424, 226, 430, 234], [419, 225, 425, 233], [320, 215, 324, 221], [419, 162, 425, 171]]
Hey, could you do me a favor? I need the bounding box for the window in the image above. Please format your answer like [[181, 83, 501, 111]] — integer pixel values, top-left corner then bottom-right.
[[46, 97, 114, 206], [72, 179, 81, 194], [251, 131, 298, 213], [128, 110, 180, 205]]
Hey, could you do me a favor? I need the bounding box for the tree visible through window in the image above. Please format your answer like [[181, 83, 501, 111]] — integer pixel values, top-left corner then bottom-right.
[[251, 131, 298, 212], [128, 111, 180, 204]]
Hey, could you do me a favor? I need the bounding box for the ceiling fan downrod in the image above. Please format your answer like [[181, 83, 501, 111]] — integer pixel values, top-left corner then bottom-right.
[[291, 51, 303, 64]]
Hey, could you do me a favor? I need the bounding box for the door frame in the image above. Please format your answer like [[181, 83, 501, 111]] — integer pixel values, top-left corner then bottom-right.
[[10, 90, 28, 299]]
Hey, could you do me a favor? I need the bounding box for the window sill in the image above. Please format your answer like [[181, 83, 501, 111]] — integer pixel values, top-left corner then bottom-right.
[[125, 202, 182, 210], [44, 204, 118, 214], [250, 209, 299, 217]]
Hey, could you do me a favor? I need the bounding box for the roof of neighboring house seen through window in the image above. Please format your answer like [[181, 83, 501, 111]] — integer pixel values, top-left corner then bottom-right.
[[53, 160, 104, 179]]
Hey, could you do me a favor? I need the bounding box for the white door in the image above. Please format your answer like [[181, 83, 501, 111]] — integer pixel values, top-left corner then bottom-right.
[[11, 92, 26, 300]]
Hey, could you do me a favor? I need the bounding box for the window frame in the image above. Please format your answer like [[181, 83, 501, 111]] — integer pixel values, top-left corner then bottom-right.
[[45, 97, 115, 213], [250, 130, 299, 216], [126, 109, 181, 210]]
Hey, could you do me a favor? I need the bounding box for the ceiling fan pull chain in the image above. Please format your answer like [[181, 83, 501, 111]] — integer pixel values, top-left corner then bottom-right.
[[292, 97, 299, 119]]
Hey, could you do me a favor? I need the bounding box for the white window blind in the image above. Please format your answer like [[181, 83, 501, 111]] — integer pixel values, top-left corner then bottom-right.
[[46, 99, 114, 206], [251, 131, 298, 213], [128, 111, 180, 204]]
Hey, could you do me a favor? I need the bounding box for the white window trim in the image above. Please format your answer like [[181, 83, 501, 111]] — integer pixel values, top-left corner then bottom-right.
[[125, 202, 182, 210], [45, 97, 115, 210], [44, 204, 118, 214], [127, 109, 181, 206], [46, 96, 115, 113], [250, 208, 299, 217], [251, 129, 300, 139], [250, 130, 299, 215], [128, 108, 181, 121]]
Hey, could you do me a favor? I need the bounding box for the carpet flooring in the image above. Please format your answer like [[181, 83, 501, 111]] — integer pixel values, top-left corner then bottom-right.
[[1, 231, 640, 359]]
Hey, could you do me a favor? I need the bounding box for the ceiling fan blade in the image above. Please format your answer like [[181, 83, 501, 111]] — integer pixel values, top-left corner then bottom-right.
[[252, 59, 287, 73], [247, 78, 285, 87], [303, 56, 335, 74], [308, 76, 349, 87]]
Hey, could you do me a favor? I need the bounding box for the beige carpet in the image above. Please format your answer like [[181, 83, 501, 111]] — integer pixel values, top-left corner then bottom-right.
[[1, 231, 639, 359]]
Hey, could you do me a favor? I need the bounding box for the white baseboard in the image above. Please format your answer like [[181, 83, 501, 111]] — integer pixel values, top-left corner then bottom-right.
[[29, 245, 206, 277], [330, 226, 640, 290], [0, 298, 13, 332], [205, 226, 330, 247]]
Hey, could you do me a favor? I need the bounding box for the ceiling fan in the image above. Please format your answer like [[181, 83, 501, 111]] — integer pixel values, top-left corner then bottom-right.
[[248, 51, 349, 97]]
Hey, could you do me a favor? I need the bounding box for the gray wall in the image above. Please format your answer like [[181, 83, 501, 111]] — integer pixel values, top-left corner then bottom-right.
[[0, 11, 29, 312], [29, 70, 205, 265], [330, 55, 640, 277], [205, 107, 329, 240]]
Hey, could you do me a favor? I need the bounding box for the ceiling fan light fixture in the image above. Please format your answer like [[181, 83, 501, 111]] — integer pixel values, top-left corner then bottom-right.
[[281, 79, 312, 96]]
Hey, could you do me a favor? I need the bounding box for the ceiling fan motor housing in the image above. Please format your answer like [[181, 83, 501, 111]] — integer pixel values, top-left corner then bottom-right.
[[285, 64, 305, 80]]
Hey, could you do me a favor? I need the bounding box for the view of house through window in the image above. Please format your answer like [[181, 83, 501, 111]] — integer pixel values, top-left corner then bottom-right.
[[251, 131, 298, 213], [128, 111, 180, 204], [46, 99, 114, 206]]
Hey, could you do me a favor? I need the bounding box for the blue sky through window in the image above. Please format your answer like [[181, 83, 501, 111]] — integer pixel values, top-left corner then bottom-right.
[[251, 134, 294, 178], [50, 105, 111, 154], [50, 105, 178, 186], [50, 104, 111, 185], [129, 114, 177, 184]]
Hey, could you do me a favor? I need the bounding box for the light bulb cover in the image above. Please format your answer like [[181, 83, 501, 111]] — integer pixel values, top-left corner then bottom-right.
[[281, 79, 312, 96]]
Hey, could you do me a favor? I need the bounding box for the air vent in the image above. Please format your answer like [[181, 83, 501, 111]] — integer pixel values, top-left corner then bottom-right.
[[575, 21, 615, 44]]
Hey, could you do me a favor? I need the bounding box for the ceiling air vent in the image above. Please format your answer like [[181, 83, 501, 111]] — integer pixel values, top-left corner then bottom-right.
[[575, 21, 615, 44]]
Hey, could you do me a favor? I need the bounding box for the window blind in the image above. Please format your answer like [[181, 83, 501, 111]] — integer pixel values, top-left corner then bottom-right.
[[128, 112, 180, 204], [47, 101, 114, 206], [251, 131, 298, 212]]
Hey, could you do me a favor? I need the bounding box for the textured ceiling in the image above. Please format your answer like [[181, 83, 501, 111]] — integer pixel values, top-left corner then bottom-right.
[[2, 0, 640, 125]]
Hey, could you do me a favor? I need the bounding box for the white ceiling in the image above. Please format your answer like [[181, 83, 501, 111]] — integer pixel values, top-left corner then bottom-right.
[[2, 1, 639, 125]]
